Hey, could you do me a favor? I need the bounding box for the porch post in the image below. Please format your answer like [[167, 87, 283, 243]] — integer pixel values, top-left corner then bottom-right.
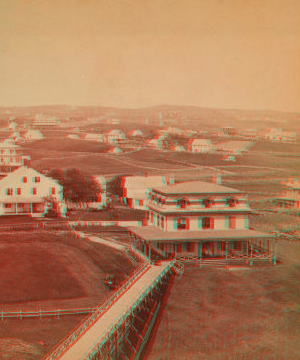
[[16, 203, 18, 214], [273, 243, 277, 265], [30, 203, 33, 214], [250, 242, 253, 266], [174, 243, 177, 258], [246, 240, 249, 264], [262, 238, 265, 256], [270, 241, 273, 263], [225, 241, 228, 260], [198, 242, 202, 261], [148, 245, 151, 260]]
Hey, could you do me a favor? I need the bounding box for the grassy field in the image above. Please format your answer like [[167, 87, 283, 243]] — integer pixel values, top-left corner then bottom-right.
[[146, 260, 300, 360], [0, 230, 138, 359], [24, 138, 111, 153]]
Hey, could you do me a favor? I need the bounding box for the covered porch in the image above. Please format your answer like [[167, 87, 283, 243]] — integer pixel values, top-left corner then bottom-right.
[[128, 227, 277, 265], [1, 202, 44, 215]]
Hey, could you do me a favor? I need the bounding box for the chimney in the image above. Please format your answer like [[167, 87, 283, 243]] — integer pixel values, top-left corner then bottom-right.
[[213, 173, 221, 185]]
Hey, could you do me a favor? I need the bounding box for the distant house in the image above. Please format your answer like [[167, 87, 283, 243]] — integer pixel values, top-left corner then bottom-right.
[[172, 145, 185, 152], [104, 130, 127, 143], [8, 121, 18, 131], [10, 132, 21, 141], [274, 179, 300, 209], [146, 139, 164, 150], [239, 128, 257, 140], [83, 133, 104, 142], [66, 134, 80, 140], [217, 141, 254, 155], [33, 114, 60, 127], [108, 147, 122, 154], [128, 129, 143, 138], [0, 140, 30, 174], [23, 130, 44, 141], [263, 128, 296, 142], [188, 139, 214, 153], [218, 126, 237, 136], [121, 174, 175, 209], [0, 166, 66, 217]]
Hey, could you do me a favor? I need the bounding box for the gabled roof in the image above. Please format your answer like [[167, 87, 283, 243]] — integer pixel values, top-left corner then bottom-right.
[[123, 175, 170, 190], [0, 166, 61, 187], [152, 181, 242, 195], [190, 139, 212, 145]]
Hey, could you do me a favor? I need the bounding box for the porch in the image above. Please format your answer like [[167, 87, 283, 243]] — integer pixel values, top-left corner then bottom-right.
[[1, 202, 44, 215], [129, 231, 277, 265]]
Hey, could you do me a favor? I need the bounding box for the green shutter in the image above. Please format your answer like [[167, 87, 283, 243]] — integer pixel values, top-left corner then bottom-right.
[[225, 217, 230, 229], [32, 177, 35, 183], [173, 219, 178, 230], [198, 217, 202, 229], [245, 217, 249, 229]]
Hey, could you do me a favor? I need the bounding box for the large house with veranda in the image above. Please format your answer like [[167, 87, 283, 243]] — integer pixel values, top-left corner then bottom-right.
[[128, 180, 277, 265]]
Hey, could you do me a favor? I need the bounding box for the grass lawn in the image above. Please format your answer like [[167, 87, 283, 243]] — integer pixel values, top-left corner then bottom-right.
[[0, 230, 138, 359], [23, 138, 111, 153], [146, 261, 300, 360]]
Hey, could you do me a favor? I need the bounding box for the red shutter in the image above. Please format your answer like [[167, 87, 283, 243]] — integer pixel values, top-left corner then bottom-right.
[[210, 217, 214, 230]]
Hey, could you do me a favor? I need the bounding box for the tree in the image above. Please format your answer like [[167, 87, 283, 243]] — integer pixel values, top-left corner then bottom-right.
[[48, 167, 102, 207]]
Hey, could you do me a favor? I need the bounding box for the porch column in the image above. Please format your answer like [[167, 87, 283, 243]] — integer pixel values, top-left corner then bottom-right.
[[272, 242, 277, 265], [16, 203, 18, 214], [148, 245, 151, 260], [198, 242, 202, 261], [30, 203, 33, 214], [225, 241, 228, 259], [250, 242, 253, 266], [262, 238, 265, 256], [174, 243, 177, 257]]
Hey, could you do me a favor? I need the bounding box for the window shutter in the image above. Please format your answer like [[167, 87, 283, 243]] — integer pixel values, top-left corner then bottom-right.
[[198, 217, 202, 229], [30, 188, 33, 195], [173, 219, 178, 230], [210, 217, 214, 230], [245, 217, 249, 229], [15, 188, 18, 195], [225, 217, 230, 229], [49, 187, 52, 195], [32, 177, 35, 183]]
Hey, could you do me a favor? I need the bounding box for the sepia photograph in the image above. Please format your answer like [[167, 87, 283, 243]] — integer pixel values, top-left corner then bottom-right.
[[0, 0, 300, 359]]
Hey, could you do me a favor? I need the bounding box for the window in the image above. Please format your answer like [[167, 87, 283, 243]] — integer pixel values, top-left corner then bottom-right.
[[202, 217, 214, 230], [150, 212, 154, 223], [50, 187, 56, 195], [33, 176, 40, 183], [6, 188, 13, 195], [161, 216, 164, 229], [4, 203, 12, 208], [15, 188, 21, 195], [177, 198, 187, 209], [22, 176, 27, 183], [10, 150, 13, 154], [32, 188, 37, 195], [203, 197, 214, 208], [226, 197, 238, 207], [177, 218, 187, 230]]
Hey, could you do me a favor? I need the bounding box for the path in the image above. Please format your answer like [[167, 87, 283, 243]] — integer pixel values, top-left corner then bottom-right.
[[57, 262, 170, 360], [85, 234, 125, 250]]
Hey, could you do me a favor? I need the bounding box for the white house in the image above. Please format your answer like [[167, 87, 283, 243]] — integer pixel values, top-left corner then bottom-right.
[[104, 130, 126, 143], [274, 178, 300, 209], [128, 129, 143, 138], [24, 130, 44, 141], [33, 114, 60, 127], [8, 121, 18, 131], [121, 174, 175, 209], [108, 147, 122, 154], [0, 166, 66, 217], [188, 139, 214, 153], [146, 139, 164, 150], [83, 133, 104, 142]]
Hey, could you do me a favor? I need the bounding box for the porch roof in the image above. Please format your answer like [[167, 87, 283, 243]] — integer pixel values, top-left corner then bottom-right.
[[1, 197, 43, 203], [127, 225, 273, 242]]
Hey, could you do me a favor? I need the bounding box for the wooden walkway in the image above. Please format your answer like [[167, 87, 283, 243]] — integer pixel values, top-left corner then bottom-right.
[[57, 262, 170, 360]]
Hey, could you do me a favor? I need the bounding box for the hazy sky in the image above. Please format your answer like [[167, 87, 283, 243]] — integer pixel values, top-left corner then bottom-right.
[[0, 0, 299, 111]]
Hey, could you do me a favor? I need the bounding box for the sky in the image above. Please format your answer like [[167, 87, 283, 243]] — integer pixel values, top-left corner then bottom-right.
[[0, 0, 299, 112]]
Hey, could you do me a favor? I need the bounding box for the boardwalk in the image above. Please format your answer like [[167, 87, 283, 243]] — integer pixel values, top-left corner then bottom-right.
[[86, 235, 125, 250], [58, 262, 170, 360]]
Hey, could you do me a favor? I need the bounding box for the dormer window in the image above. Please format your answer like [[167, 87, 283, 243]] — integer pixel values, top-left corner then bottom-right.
[[177, 198, 188, 209], [203, 197, 214, 208], [226, 197, 238, 207]]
